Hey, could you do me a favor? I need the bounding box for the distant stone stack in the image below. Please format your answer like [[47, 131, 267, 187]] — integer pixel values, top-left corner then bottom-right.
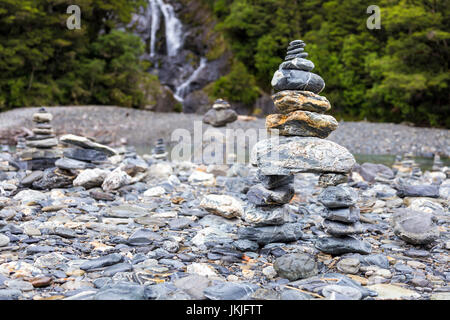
[[203, 99, 238, 127], [395, 152, 421, 179], [18, 108, 62, 170], [152, 138, 168, 160], [240, 40, 365, 252], [432, 154, 443, 172]]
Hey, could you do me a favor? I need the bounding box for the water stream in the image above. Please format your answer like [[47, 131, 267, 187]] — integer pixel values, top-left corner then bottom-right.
[[174, 57, 207, 102]]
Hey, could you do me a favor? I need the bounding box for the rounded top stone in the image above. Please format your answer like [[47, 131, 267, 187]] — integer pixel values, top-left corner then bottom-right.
[[289, 40, 304, 46]]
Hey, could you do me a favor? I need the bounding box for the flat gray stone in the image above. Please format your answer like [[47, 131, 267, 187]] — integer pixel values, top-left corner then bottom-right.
[[315, 236, 372, 255], [251, 137, 356, 175]]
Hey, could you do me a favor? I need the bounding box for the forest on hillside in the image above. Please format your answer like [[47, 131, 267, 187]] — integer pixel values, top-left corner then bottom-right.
[[0, 0, 449, 127]]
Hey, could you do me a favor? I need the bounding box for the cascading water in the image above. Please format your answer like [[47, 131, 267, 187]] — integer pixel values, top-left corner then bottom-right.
[[149, 0, 184, 57], [131, 0, 212, 105], [174, 57, 207, 102]]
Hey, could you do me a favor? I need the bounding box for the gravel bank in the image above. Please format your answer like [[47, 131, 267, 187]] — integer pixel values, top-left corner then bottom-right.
[[1, 106, 449, 157]]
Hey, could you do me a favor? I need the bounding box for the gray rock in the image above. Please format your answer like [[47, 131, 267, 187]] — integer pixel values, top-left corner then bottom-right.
[[54, 227, 77, 239], [285, 52, 308, 60], [20, 171, 44, 186], [360, 254, 390, 269], [32, 168, 73, 190], [392, 209, 439, 245], [173, 275, 211, 300], [353, 163, 394, 182], [127, 228, 163, 245], [63, 147, 108, 162], [318, 186, 358, 209], [203, 108, 238, 127], [102, 263, 133, 277], [203, 282, 259, 300], [73, 169, 108, 189], [280, 289, 312, 300], [322, 285, 362, 300], [0, 233, 10, 247], [80, 253, 124, 271], [108, 205, 149, 218], [315, 236, 372, 255], [279, 58, 314, 72], [396, 184, 440, 198], [94, 281, 145, 300], [251, 137, 356, 175], [55, 158, 92, 170], [257, 172, 294, 190], [233, 239, 259, 252], [318, 173, 349, 187], [274, 253, 318, 281], [242, 205, 290, 226], [322, 220, 364, 236], [323, 206, 360, 224], [337, 258, 360, 274], [238, 223, 303, 245], [0, 289, 22, 300], [272, 69, 325, 94], [60, 134, 117, 156], [247, 184, 294, 206]]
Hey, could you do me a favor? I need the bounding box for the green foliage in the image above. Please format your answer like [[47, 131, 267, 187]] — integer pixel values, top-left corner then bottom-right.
[[0, 0, 152, 111], [209, 60, 260, 105], [213, 0, 450, 127]]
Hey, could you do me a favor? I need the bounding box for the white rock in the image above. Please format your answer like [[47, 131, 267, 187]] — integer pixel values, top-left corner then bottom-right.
[[143, 186, 166, 197], [200, 194, 243, 218], [367, 284, 421, 299], [60, 134, 117, 156], [186, 263, 220, 279], [73, 168, 108, 189], [102, 168, 131, 191], [34, 252, 69, 269], [262, 266, 277, 279], [13, 190, 46, 205], [0, 234, 10, 247], [188, 170, 215, 186], [149, 163, 173, 178]]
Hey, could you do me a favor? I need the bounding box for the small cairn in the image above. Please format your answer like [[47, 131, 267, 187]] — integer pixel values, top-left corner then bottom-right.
[[432, 154, 443, 172], [239, 40, 367, 254], [152, 138, 168, 160], [202, 99, 238, 127], [18, 108, 62, 170]]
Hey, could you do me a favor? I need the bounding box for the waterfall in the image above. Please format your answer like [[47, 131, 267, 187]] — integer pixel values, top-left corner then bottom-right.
[[148, 0, 184, 57], [149, 0, 160, 57], [174, 57, 207, 102]]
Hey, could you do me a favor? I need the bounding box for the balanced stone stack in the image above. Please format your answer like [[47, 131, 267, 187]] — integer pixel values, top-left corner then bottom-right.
[[315, 185, 371, 255], [202, 99, 238, 127], [432, 154, 443, 172], [152, 138, 168, 160], [18, 108, 62, 170], [246, 40, 368, 253], [58, 134, 116, 172]]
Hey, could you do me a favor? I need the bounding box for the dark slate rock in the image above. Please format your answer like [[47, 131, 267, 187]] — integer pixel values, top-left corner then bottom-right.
[[280, 58, 314, 72], [257, 172, 294, 190], [318, 186, 358, 209], [322, 206, 360, 223], [202, 108, 238, 127], [273, 253, 318, 281], [285, 52, 309, 60], [63, 147, 108, 162], [203, 282, 259, 300], [94, 281, 145, 300], [396, 184, 440, 198], [392, 209, 439, 244], [55, 158, 93, 170], [322, 220, 364, 236], [127, 228, 163, 246], [233, 239, 259, 252], [272, 69, 325, 94], [31, 168, 74, 190], [247, 184, 294, 206], [238, 223, 303, 245], [102, 263, 133, 277], [80, 253, 124, 271], [315, 236, 372, 255]]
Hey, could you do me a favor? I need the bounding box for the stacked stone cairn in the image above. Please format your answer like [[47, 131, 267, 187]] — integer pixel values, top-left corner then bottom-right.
[[202, 99, 238, 127], [18, 108, 62, 170], [241, 40, 370, 255], [432, 154, 443, 172], [152, 138, 168, 160]]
